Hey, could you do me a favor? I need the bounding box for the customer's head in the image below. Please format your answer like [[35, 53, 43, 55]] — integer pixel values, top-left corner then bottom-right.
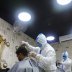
[[16, 44, 29, 61]]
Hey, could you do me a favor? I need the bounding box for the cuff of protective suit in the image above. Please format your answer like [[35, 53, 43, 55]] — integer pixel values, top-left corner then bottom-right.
[[35, 54, 43, 61], [25, 42, 29, 46]]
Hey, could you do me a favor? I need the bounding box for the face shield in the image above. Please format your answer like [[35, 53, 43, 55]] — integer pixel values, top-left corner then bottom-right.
[[36, 33, 47, 48]]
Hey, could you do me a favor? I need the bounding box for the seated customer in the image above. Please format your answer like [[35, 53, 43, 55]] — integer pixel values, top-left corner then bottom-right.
[[8, 44, 39, 72]]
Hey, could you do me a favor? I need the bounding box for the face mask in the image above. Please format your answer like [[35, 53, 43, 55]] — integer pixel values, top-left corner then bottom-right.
[[62, 51, 68, 61], [63, 55, 67, 61], [36, 42, 42, 47]]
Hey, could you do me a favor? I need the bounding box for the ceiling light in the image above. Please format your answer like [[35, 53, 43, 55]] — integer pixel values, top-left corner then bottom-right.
[[57, 0, 71, 5], [18, 12, 31, 22], [47, 36, 55, 41]]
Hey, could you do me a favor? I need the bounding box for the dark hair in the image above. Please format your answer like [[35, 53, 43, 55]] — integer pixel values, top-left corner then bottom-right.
[[16, 44, 29, 57]]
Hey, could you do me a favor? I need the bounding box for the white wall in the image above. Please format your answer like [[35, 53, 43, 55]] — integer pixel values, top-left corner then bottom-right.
[[0, 18, 36, 68], [52, 40, 72, 61]]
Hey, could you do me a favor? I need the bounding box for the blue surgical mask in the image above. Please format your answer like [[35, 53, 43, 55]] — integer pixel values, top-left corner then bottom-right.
[[36, 42, 42, 47], [63, 55, 67, 61]]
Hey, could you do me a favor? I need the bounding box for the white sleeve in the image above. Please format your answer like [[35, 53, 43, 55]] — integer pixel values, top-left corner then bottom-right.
[[26, 43, 40, 53], [35, 50, 56, 69]]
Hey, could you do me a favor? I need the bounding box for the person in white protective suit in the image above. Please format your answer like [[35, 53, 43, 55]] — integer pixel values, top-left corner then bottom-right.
[[22, 33, 57, 72], [60, 51, 72, 72], [8, 44, 39, 72]]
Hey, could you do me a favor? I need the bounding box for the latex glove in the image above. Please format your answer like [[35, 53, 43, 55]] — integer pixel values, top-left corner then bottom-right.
[[21, 41, 29, 45], [29, 51, 37, 58]]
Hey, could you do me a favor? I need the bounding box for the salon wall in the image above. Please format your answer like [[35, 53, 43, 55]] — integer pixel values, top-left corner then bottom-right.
[[0, 18, 36, 68]]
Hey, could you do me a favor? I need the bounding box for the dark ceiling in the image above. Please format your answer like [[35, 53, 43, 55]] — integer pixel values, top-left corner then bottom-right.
[[0, 0, 72, 43]]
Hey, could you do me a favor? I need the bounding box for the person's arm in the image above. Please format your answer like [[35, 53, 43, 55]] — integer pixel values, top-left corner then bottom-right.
[[30, 50, 56, 70], [22, 41, 40, 53], [37, 51, 55, 63]]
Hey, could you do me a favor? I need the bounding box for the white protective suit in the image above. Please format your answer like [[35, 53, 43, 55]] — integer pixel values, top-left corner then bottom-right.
[[8, 57, 39, 72], [22, 33, 57, 72], [61, 51, 72, 72]]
